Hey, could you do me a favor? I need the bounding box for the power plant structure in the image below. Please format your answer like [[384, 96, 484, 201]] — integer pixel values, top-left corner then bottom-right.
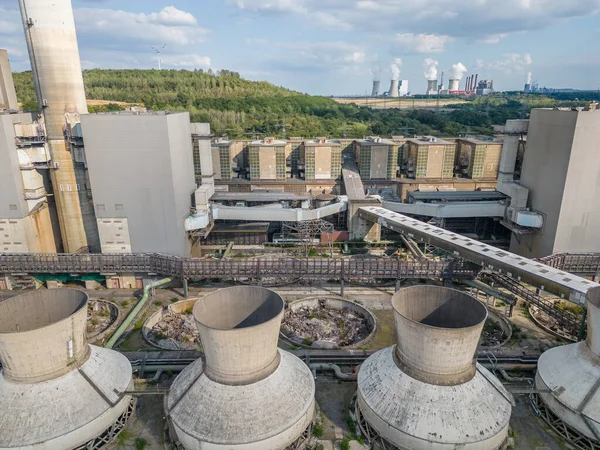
[[448, 78, 460, 92], [166, 286, 315, 449], [356, 285, 512, 449], [371, 80, 380, 97], [0, 289, 134, 449], [388, 79, 399, 98], [17, 0, 99, 253], [0, 50, 18, 111], [426, 79, 438, 95]]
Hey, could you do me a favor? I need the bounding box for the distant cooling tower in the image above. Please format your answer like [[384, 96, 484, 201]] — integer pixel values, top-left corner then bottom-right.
[[0, 289, 134, 449], [166, 286, 315, 449], [426, 79, 438, 95], [388, 79, 399, 98], [371, 80, 381, 97], [448, 79, 460, 92], [356, 286, 512, 449]]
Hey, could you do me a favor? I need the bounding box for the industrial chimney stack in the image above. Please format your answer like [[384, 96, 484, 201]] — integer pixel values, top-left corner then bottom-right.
[[18, 0, 96, 253], [0, 50, 18, 111]]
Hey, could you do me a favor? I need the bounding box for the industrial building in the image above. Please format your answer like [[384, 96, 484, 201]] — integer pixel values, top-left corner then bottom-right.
[[456, 137, 503, 179], [0, 289, 134, 449], [0, 112, 57, 253], [166, 286, 315, 449], [404, 136, 455, 179], [210, 137, 237, 181], [355, 136, 397, 180], [17, 0, 98, 254], [510, 106, 600, 257], [81, 112, 197, 257], [302, 137, 342, 180], [248, 137, 287, 181], [356, 286, 511, 449]]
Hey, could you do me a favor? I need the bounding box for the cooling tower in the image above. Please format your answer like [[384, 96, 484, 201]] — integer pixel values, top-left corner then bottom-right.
[[534, 287, 600, 446], [0, 289, 134, 450], [166, 286, 315, 449], [448, 79, 460, 92], [388, 79, 399, 98], [426, 79, 438, 95], [18, 0, 94, 253], [372, 80, 381, 97], [356, 286, 512, 449]]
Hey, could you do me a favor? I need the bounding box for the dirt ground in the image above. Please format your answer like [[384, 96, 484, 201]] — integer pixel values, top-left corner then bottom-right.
[[333, 97, 467, 110]]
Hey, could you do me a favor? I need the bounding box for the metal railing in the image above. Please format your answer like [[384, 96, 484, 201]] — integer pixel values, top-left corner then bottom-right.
[[537, 253, 600, 275], [0, 252, 480, 280]]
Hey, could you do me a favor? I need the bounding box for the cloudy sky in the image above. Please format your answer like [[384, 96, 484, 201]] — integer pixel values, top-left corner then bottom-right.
[[1, 0, 599, 95]]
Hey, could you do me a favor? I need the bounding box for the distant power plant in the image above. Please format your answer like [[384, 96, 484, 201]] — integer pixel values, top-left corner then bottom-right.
[[371, 79, 380, 97], [388, 79, 400, 98]]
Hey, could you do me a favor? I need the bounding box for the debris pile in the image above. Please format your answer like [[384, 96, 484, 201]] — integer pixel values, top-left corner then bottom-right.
[[479, 318, 507, 347], [282, 302, 372, 347], [86, 300, 115, 336], [530, 304, 579, 341], [149, 311, 199, 350]]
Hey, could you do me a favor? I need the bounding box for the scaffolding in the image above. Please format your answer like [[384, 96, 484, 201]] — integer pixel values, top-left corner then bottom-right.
[[282, 219, 334, 256]]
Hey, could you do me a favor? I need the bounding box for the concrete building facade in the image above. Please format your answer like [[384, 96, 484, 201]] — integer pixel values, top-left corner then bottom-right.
[[456, 138, 503, 179], [248, 138, 287, 181], [82, 112, 196, 256], [0, 112, 56, 253], [355, 137, 397, 180], [405, 137, 455, 179], [303, 138, 342, 180], [511, 107, 600, 257], [0, 50, 18, 111]]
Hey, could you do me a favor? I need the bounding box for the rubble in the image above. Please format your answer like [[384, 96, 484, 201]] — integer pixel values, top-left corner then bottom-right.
[[479, 319, 507, 347], [282, 302, 372, 347], [530, 304, 579, 341], [149, 311, 199, 350], [86, 300, 115, 337]]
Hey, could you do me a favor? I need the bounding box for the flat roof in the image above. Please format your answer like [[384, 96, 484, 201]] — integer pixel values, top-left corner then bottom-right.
[[250, 139, 287, 145], [342, 164, 366, 200], [211, 192, 311, 201], [458, 138, 503, 145], [407, 190, 507, 203], [406, 136, 453, 145], [304, 139, 341, 146], [212, 222, 270, 233], [356, 137, 394, 145]]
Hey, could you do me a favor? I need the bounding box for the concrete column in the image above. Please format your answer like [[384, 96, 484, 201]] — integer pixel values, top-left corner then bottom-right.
[[486, 295, 490, 306], [183, 278, 188, 298], [395, 279, 401, 292], [340, 279, 345, 297]]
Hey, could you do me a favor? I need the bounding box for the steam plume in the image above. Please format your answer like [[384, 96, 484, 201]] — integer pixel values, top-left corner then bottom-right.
[[390, 58, 402, 80], [450, 62, 467, 80], [423, 58, 438, 80]]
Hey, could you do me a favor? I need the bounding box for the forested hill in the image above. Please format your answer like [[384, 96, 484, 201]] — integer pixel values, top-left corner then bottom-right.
[[14, 68, 594, 139]]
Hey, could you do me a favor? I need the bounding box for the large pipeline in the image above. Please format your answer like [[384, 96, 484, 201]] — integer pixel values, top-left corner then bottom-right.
[[105, 277, 173, 349]]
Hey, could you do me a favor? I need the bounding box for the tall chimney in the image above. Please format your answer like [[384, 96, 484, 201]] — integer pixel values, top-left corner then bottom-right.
[[388, 79, 399, 98], [372, 80, 381, 97], [0, 50, 18, 111], [18, 0, 92, 253], [473, 74, 479, 92]]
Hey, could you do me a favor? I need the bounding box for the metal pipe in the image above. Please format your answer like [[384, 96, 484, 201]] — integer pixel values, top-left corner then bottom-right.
[[310, 363, 357, 381], [105, 277, 173, 349]]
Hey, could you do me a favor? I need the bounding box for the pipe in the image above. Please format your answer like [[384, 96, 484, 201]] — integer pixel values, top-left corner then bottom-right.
[[498, 368, 533, 383], [310, 363, 357, 381], [105, 277, 173, 349]]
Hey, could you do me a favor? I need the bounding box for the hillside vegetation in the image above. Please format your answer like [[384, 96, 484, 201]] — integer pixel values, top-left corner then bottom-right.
[[12, 69, 599, 139]]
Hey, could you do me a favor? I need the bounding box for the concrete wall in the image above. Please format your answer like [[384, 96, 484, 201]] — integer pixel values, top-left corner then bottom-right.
[[511, 109, 581, 257], [0, 114, 30, 219], [0, 50, 18, 111], [82, 112, 196, 256]]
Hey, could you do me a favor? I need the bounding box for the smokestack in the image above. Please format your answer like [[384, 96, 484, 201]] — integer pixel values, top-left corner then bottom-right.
[[449, 79, 460, 92], [389, 79, 400, 98], [372, 80, 381, 97], [473, 74, 479, 91], [18, 0, 94, 253], [0, 50, 18, 111]]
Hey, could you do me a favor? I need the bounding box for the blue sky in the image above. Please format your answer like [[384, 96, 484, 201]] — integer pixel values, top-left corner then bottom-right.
[[1, 0, 599, 95]]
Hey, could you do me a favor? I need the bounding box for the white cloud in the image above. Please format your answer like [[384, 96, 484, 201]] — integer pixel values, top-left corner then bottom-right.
[[392, 33, 450, 53], [228, 0, 600, 41], [161, 54, 211, 69], [489, 53, 533, 73], [273, 41, 371, 73], [74, 7, 210, 46]]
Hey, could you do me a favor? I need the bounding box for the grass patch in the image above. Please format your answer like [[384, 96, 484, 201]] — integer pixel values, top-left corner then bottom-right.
[[339, 438, 350, 450], [312, 423, 324, 438], [364, 309, 395, 350], [170, 297, 179, 303], [153, 301, 162, 307], [302, 337, 313, 346], [134, 437, 148, 450], [115, 430, 133, 447]]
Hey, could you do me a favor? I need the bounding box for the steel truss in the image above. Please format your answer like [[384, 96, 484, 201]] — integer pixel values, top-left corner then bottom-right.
[[75, 397, 136, 450], [538, 253, 600, 275], [0, 253, 480, 281], [282, 219, 334, 256], [533, 394, 600, 450]]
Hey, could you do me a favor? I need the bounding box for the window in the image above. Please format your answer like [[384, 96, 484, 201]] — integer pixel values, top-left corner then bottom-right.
[[115, 204, 124, 210], [97, 204, 106, 211], [9, 204, 17, 211]]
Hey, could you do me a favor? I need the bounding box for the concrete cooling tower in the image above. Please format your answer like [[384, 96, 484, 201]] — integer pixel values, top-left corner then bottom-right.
[[0, 289, 134, 450], [388, 80, 399, 98], [166, 286, 315, 450], [356, 285, 512, 449], [534, 287, 600, 447]]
